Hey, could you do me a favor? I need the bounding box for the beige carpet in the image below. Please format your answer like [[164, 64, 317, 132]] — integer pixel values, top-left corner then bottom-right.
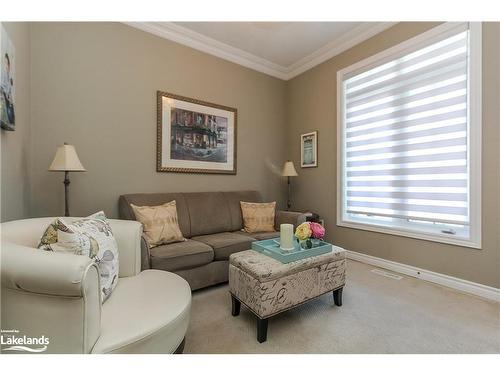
[[184, 260, 500, 353]]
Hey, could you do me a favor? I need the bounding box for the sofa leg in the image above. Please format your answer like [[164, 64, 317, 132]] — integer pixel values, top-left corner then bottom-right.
[[231, 294, 241, 316], [257, 318, 268, 343], [333, 287, 343, 307], [173, 338, 185, 354]]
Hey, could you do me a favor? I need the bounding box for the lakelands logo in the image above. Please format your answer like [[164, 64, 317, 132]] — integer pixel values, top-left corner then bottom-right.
[[1, 329, 49, 353]]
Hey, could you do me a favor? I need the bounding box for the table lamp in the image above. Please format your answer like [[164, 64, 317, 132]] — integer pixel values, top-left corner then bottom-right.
[[282, 160, 298, 211], [49, 143, 86, 216]]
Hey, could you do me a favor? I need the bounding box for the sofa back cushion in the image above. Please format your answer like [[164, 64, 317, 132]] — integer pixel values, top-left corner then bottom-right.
[[184, 192, 232, 237], [119, 193, 191, 238], [119, 190, 263, 237], [222, 191, 262, 231]]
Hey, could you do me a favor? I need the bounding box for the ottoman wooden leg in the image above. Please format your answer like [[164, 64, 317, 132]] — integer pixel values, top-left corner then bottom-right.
[[231, 295, 241, 316], [333, 287, 343, 306], [257, 317, 268, 343]]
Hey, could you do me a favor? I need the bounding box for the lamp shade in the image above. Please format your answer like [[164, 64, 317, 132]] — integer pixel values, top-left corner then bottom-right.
[[49, 144, 86, 172], [282, 161, 298, 177]]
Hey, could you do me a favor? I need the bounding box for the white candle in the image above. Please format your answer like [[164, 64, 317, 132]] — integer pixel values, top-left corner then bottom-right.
[[280, 223, 294, 250]]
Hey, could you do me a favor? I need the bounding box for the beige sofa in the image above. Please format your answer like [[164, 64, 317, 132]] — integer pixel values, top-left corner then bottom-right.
[[119, 191, 305, 290], [1, 218, 191, 354]]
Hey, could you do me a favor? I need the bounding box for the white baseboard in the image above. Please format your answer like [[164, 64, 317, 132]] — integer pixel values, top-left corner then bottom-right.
[[346, 250, 500, 302]]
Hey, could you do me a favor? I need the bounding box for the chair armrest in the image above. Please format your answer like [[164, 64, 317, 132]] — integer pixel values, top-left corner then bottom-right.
[[108, 219, 142, 277], [140, 235, 151, 271], [275, 210, 308, 230], [1, 243, 97, 296], [1, 243, 101, 353]]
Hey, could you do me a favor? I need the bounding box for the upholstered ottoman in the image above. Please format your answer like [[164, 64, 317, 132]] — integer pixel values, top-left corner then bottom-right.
[[229, 247, 346, 343]]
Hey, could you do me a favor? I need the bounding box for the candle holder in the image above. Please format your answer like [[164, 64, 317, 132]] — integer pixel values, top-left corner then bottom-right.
[[279, 223, 295, 251]]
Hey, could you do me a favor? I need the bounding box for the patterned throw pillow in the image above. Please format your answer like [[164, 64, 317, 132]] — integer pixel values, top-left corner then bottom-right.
[[38, 211, 119, 303], [130, 200, 185, 248], [240, 201, 276, 233]]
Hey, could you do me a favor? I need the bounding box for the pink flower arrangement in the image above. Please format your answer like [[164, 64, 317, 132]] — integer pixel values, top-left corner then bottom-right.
[[295, 221, 325, 241], [309, 222, 325, 239]]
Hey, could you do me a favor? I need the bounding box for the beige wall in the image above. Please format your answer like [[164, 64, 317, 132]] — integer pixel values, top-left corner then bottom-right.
[[29, 22, 287, 219], [3, 22, 498, 287], [286, 23, 500, 288], [1, 22, 31, 222]]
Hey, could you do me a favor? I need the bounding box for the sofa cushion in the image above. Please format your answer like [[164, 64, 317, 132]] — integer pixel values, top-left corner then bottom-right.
[[192, 232, 253, 261], [150, 239, 213, 272], [119, 193, 191, 238], [184, 192, 232, 236], [237, 230, 280, 241], [222, 191, 262, 231], [91, 270, 191, 353]]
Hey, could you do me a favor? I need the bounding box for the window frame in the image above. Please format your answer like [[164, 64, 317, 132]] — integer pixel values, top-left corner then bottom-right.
[[336, 22, 482, 249]]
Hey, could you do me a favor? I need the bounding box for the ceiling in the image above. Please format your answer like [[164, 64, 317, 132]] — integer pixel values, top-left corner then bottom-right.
[[126, 22, 396, 80], [175, 22, 362, 67]]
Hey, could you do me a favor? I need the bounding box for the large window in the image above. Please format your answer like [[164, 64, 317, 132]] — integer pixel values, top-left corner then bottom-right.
[[337, 23, 481, 248]]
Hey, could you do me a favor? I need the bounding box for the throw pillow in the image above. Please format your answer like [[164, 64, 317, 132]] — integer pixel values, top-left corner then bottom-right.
[[130, 200, 185, 248], [240, 201, 276, 233], [38, 211, 119, 303]]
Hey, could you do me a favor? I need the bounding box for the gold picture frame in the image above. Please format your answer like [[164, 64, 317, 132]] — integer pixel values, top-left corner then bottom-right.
[[157, 91, 237, 174]]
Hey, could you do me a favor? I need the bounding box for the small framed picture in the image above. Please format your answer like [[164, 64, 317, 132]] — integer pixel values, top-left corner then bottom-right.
[[301, 131, 317, 168]]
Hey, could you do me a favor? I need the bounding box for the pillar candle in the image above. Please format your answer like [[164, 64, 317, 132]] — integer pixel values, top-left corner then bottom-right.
[[280, 223, 294, 250]]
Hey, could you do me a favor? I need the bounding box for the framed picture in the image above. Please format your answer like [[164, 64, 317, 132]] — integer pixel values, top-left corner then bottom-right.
[[301, 131, 317, 168], [157, 91, 237, 174], [1, 24, 16, 131]]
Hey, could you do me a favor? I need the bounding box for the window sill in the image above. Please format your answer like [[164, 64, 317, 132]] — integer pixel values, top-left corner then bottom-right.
[[337, 219, 481, 249]]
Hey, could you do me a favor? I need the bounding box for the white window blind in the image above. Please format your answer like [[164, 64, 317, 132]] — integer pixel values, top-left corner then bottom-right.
[[337, 23, 482, 248]]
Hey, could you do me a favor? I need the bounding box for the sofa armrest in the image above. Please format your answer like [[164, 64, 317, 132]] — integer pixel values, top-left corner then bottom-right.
[[140, 235, 151, 271], [275, 210, 309, 230], [108, 219, 142, 277], [1, 243, 101, 353]]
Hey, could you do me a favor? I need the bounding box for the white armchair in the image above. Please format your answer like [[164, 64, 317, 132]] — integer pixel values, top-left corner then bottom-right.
[[1, 217, 191, 354]]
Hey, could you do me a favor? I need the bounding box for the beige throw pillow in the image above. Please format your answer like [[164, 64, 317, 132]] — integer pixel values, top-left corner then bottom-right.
[[131, 200, 185, 248], [240, 201, 276, 233]]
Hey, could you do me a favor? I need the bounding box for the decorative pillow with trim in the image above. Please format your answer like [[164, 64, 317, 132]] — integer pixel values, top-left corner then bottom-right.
[[38, 211, 119, 303], [130, 200, 185, 248], [240, 201, 276, 233]]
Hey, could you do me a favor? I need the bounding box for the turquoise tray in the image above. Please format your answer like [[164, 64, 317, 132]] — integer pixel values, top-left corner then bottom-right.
[[251, 239, 332, 264]]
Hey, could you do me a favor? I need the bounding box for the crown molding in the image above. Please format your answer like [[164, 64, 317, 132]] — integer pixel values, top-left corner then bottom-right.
[[125, 22, 397, 81], [286, 22, 397, 79], [124, 22, 289, 79]]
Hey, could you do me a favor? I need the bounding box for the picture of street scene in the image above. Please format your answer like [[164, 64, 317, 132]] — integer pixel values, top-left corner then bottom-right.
[[170, 108, 228, 162]]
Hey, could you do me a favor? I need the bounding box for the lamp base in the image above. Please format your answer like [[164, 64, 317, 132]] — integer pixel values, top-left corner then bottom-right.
[[63, 171, 70, 217], [286, 176, 292, 211]]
